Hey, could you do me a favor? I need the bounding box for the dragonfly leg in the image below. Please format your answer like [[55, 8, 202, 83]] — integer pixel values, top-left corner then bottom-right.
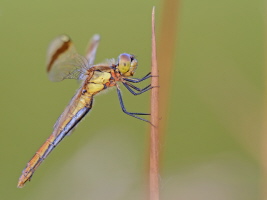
[[116, 86, 151, 124], [122, 82, 153, 95], [124, 82, 151, 91], [123, 72, 152, 83]]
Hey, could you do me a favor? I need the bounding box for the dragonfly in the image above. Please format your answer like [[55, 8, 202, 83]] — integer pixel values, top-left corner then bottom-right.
[[17, 34, 153, 188]]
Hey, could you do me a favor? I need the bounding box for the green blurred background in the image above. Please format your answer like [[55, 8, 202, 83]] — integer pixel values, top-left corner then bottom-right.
[[0, 0, 263, 199]]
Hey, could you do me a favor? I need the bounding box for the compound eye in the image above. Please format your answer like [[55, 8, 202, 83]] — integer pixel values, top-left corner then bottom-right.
[[130, 55, 137, 63]]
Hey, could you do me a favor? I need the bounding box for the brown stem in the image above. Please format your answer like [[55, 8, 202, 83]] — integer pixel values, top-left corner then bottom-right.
[[150, 6, 159, 200]]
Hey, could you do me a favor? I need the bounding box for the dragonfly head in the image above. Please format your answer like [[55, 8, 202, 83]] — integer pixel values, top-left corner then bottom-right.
[[117, 53, 138, 77]]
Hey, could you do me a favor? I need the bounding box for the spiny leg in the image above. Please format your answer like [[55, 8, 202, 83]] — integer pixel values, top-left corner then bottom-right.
[[122, 82, 153, 95], [117, 87, 150, 115], [116, 86, 151, 123], [123, 72, 152, 83], [124, 82, 152, 91]]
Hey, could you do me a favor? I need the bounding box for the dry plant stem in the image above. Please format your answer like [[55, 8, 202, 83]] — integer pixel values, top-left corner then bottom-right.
[[150, 6, 159, 200]]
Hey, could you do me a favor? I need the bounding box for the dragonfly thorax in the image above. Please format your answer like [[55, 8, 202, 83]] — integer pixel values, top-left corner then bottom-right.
[[117, 53, 137, 77]]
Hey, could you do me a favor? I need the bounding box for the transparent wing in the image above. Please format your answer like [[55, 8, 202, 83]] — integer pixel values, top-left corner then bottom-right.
[[46, 34, 101, 82], [53, 84, 86, 136], [46, 35, 88, 82], [85, 34, 100, 65], [79, 34, 101, 80]]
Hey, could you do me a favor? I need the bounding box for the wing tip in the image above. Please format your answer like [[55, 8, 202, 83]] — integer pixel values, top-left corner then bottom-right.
[[92, 34, 100, 42]]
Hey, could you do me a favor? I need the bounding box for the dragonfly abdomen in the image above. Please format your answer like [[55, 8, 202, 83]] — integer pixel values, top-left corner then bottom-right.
[[18, 96, 93, 188]]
